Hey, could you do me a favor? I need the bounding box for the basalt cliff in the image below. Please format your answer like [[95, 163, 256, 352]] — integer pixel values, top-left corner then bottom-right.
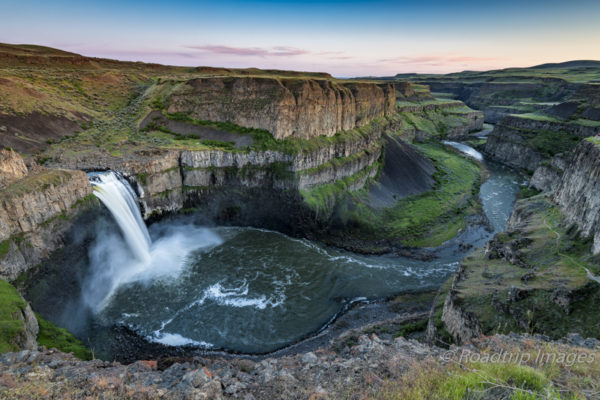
[[165, 77, 396, 140], [0, 149, 93, 280]]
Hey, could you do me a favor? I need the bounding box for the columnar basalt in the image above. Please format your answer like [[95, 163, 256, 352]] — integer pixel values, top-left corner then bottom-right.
[[165, 77, 396, 140], [553, 139, 600, 254]]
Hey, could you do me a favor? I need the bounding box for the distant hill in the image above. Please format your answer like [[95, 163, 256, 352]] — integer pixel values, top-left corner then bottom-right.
[[529, 60, 600, 70]]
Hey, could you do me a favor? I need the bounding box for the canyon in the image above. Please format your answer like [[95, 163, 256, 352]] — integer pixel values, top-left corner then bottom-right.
[[1, 44, 600, 398]]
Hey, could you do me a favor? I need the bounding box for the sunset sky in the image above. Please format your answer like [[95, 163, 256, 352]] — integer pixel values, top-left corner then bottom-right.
[[1, 0, 599, 77]]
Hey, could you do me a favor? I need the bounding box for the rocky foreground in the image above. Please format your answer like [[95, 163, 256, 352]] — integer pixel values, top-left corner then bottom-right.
[[1, 332, 599, 399]]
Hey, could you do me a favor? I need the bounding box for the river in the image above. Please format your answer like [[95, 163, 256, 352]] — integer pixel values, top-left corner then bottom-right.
[[36, 141, 524, 358]]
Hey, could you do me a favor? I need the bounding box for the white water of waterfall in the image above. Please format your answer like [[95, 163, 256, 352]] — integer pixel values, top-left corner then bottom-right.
[[84, 171, 223, 312], [91, 172, 151, 263]]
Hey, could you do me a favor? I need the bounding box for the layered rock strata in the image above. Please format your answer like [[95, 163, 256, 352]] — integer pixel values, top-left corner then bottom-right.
[[0, 152, 93, 280], [553, 139, 600, 254], [165, 77, 396, 140]]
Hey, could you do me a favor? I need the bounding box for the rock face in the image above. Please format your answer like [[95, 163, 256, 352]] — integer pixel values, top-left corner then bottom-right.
[[394, 101, 484, 142], [0, 168, 93, 280], [0, 170, 91, 242], [0, 149, 28, 187], [441, 265, 482, 344], [484, 131, 543, 172], [14, 303, 39, 351], [530, 153, 568, 192], [483, 116, 547, 171], [553, 139, 600, 254], [495, 115, 598, 139], [0, 278, 39, 352], [447, 110, 484, 139], [166, 77, 396, 140], [51, 116, 392, 221], [483, 114, 591, 172]]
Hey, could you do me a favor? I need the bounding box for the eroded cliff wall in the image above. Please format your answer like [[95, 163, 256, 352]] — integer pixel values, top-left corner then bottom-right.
[[0, 153, 93, 280], [164, 77, 395, 140], [0, 149, 28, 187], [553, 139, 600, 254], [483, 114, 591, 172]]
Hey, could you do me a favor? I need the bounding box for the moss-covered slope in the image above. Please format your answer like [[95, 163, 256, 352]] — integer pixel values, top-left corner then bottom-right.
[[436, 194, 600, 344]]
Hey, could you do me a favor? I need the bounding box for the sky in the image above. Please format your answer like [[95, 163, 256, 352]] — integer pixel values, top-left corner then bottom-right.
[[1, 0, 599, 77]]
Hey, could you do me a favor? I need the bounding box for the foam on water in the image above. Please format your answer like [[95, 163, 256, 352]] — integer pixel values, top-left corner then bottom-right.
[[85, 171, 223, 311], [150, 332, 213, 347]]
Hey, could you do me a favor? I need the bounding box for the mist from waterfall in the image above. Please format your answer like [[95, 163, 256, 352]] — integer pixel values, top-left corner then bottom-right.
[[84, 171, 222, 312]]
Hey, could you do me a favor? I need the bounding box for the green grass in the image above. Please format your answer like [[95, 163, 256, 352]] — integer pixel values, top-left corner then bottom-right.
[[395, 106, 478, 141], [586, 136, 600, 149], [300, 161, 381, 216], [0, 278, 92, 359], [302, 143, 481, 248], [513, 113, 562, 123], [526, 130, 581, 158], [298, 144, 380, 175], [393, 319, 429, 338], [136, 172, 147, 185], [438, 362, 549, 400], [371, 357, 563, 400], [517, 187, 542, 199], [349, 144, 480, 247], [0, 279, 28, 353], [574, 118, 600, 127], [0, 240, 10, 258], [36, 314, 92, 360], [514, 113, 600, 128], [453, 196, 600, 341], [165, 111, 386, 155]]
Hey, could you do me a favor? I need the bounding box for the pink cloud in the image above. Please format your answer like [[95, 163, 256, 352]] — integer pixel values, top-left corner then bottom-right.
[[379, 54, 500, 65], [187, 45, 309, 57], [447, 56, 499, 62]]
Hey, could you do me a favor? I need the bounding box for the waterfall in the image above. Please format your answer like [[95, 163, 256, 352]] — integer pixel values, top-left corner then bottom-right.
[[90, 172, 151, 263], [83, 171, 223, 312]]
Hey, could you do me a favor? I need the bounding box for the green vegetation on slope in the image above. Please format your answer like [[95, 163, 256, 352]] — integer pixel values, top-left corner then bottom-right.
[[455, 195, 600, 340], [300, 161, 381, 217], [0, 278, 91, 359], [0, 279, 29, 353], [370, 352, 587, 400], [303, 143, 481, 248], [163, 111, 387, 155], [526, 129, 581, 159], [396, 104, 480, 141], [380, 144, 481, 247], [36, 314, 92, 360]]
